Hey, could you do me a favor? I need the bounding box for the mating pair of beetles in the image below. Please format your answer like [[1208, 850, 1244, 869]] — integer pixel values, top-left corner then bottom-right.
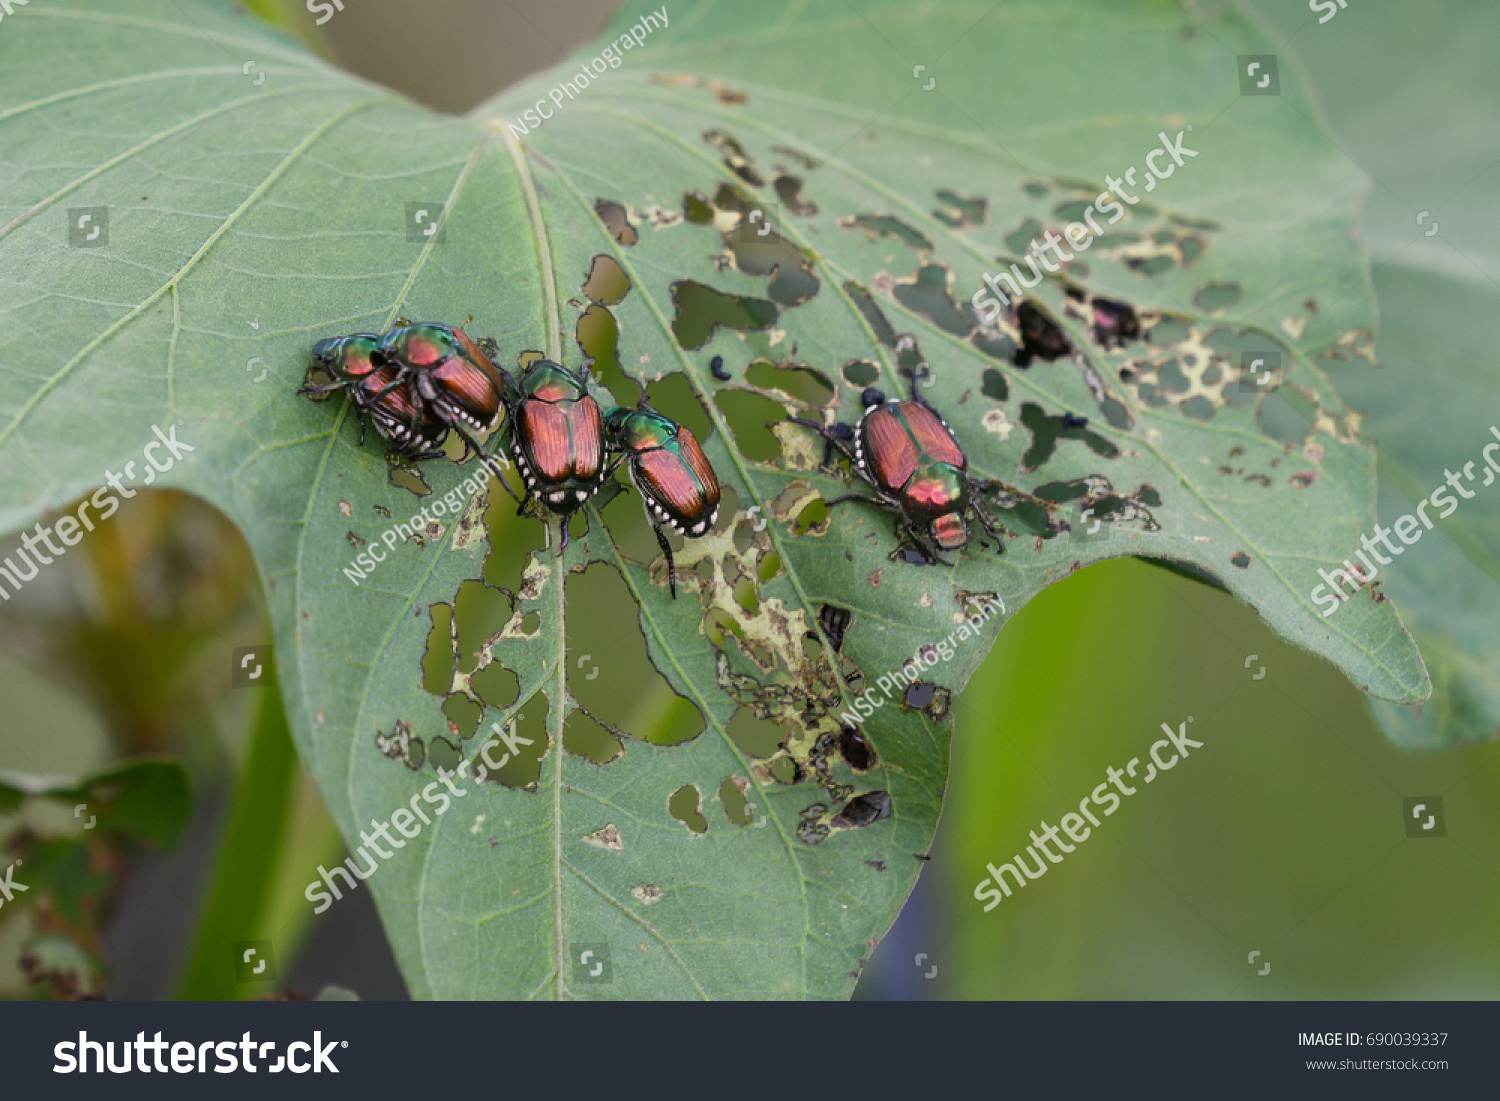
[[299, 323, 721, 596]]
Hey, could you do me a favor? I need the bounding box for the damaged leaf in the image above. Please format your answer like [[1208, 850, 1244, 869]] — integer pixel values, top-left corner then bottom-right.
[[0, 0, 1429, 1004]]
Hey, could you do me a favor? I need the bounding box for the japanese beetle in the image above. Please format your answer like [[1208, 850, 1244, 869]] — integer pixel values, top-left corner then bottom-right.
[[378, 323, 507, 435], [500, 359, 607, 548], [788, 368, 1001, 565], [299, 333, 449, 461], [604, 402, 721, 598]]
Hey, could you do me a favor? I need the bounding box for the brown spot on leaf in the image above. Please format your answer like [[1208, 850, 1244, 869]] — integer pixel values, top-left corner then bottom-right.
[[583, 824, 624, 851], [375, 719, 424, 770]]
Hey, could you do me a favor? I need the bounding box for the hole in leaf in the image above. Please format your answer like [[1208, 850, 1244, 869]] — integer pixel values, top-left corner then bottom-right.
[[770, 757, 803, 785], [594, 199, 638, 245], [981, 368, 1009, 402], [817, 604, 851, 651], [422, 603, 455, 694], [375, 719, 424, 771], [575, 304, 635, 408], [564, 708, 623, 765], [727, 706, 785, 757], [455, 579, 516, 675], [773, 173, 817, 215], [702, 129, 763, 186], [643, 371, 714, 443], [428, 736, 461, 774], [758, 552, 782, 583], [844, 280, 898, 346], [795, 496, 830, 535], [443, 693, 482, 742], [892, 263, 973, 337], [719, 777, 752, 826], [714, 389, 784, 462], [482, 478, 546, 593], [724, 223, 820, 307], [1256, 388, 1316, 445], [1194, 281, 1241, 312], [683, 190, 714, 224], [581, 254, 630, 305], [669, 784, 709, 834], [1019, 403, 1119, 470], [565, 562, 706, 747], [932, 188, 987, 228], [472, 697, 550, 790], [1003, 217, 1043, 254], [1089, 297, 1142, 348], [670, 280, 778, 350], [745, 360, 834, 406], [838, 213, 933, 251], [842, 359, 880, 388], [839, 725, 876, 771], [470, 661, 519, 712], [1015, 301, 1073, 366]]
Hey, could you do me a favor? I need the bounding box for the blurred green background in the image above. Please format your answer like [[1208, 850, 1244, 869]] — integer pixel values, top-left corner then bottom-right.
[[0, 0, 1495, 1000]]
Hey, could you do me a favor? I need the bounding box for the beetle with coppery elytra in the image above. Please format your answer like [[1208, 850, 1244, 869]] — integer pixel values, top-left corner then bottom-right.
[[788, 367, 1003, 565], [298, 333, 450, 462], [500, 358, 608, 550], [604, 401, 721, 598]]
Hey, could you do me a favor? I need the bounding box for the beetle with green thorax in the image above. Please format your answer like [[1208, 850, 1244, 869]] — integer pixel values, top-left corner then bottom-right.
[[604, 401, 721, 598]]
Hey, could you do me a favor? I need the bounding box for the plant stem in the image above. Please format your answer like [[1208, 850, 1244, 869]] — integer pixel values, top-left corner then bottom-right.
[[175, 671, 297, 1000]]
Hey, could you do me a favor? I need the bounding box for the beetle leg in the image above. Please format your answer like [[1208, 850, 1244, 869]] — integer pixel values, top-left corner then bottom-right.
[[296, 380, 346, 398], [784, 417, 858, 470], [450, 424, 522, 502], [651, 520, 678, 599], [559, 515, 571, 555], [968, 502, 1004, 549], [365, 373, 409, 402], [910, 526, 954, 568], [901, 363, 934, 407], [601, 454, 628, 483], [823, 492, 886, 512]]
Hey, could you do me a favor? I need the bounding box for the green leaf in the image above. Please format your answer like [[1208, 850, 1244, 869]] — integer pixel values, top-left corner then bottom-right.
[[1333, 261, 1500, 749], [0, 759, 191, 848], [0, 0, 1427, 998], [1241, 0, 1500, 749]]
